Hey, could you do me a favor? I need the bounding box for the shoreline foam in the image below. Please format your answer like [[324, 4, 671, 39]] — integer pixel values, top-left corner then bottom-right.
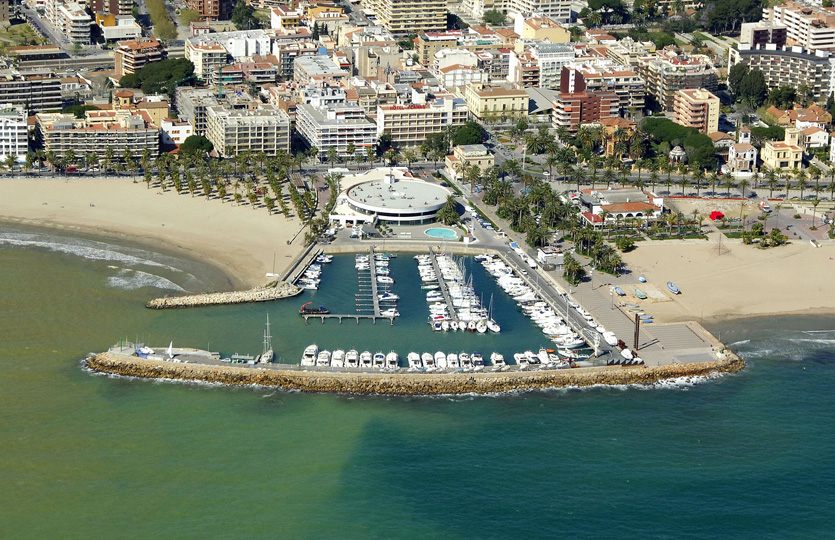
[[85, 351, 745, 396]]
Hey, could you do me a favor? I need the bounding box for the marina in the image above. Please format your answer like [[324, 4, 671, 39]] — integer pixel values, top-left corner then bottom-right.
[[299, 248, 398, 324]]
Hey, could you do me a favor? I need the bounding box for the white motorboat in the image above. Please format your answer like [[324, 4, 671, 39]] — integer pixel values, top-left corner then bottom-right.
[[377, 276, 394, 284], [435, 351, 447, 369], [407, 352, 422, 370], [524, 350, 540, 365], [378, 293, 399, 301], [459, 352, 472, 370], [386, 351, 399, 369], [602, 332, 618, 346], [301, 344, 318, 366], [538, 348, 552, 365], [447, 352, 459, 368], [487, 319, 501, 333], [331, 349, 346, 368], [421, 284, 439, 290], [476, 320, 487, 333], [316, 350, 331, 366], [346, 349, 359, 368], [450, 321, 459, 331], [315, 255, 333, 263], [472, 352, 485, 371], [441, 320, 450, 332], [381, 308, 400, 317], [490, 352, 506, 370], [373, 352, 386, 369], [554, 336, 586, 349], [514, 353, 528, 369], [422, 352, 436, 371], [359, 351, 373, 368]]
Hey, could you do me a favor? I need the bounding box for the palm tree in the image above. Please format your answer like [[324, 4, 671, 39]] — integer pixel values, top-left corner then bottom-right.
[[766, 169, 779, 199], [571, 166, 586, 191], [795, 169, 808, 200], [676, 176, 689, 196], [365, 146, 376, 166], [722, 177, 735, 197], [692, 168, 705, 197], [545, 153, 560, 178], [738, 178, 750, 199], [811, 198, 822, 226], [601, 166, 616, 188], [403, 149, 417, 169]]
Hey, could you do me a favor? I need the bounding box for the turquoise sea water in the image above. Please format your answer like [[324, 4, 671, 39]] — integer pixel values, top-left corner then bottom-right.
[[1, 224, 834, 539]]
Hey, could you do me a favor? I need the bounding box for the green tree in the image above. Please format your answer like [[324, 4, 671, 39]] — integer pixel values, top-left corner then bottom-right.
[[482, 9, 507, 25], [180, 135, 213, 154]]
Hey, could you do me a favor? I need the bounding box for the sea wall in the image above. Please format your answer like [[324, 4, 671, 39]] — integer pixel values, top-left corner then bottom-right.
[[86, 352, 745, 395], [146, 281, 302, 309]]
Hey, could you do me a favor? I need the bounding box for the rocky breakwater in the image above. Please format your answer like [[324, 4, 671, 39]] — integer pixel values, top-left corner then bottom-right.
[[146, 281, 302, 309], [87, 351, 745, 395]]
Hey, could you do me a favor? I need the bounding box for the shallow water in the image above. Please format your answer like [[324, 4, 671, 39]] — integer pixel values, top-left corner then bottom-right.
[[1, 224, 833, 539]]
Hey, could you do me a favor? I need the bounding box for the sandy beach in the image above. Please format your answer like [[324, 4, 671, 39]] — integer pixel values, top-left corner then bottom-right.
[[621, 232, 835, 324], [0, 178, 306, 289]]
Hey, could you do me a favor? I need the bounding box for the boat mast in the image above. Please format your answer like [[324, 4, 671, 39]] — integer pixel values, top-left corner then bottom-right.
[[264, 314, 272, 354]]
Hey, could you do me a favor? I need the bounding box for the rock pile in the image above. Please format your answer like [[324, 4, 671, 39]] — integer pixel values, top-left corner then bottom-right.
[[87, 352, 745, 396], [146, 282, 302, 309]]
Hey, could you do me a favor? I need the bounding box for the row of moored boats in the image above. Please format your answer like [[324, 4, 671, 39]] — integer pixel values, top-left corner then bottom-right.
[[415, 254, 501, 333], [356, 253, 399, 317], [297, 254, 333, 289], [300, 344, 512, 372]]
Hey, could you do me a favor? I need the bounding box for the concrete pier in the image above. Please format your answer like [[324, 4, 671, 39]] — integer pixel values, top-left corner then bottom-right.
[[146, 281, 302, 309], [427, 247, 459, 324], [87, 348, 745, 396]]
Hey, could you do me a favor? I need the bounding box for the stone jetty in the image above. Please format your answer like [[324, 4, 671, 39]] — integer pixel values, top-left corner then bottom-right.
[[146, 281, 302, 309], [86, 351, 745, 396]]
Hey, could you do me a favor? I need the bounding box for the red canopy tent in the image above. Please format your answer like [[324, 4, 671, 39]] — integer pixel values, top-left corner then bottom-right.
[[709, 211, 724, 221]]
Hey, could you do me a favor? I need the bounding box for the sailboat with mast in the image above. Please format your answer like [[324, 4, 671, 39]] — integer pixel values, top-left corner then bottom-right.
[[258, 314, 274, 363], [487, 294, 501, 333]]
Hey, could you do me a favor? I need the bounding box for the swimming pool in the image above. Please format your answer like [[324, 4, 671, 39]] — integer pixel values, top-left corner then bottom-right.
[[424, 228, 458, 240]]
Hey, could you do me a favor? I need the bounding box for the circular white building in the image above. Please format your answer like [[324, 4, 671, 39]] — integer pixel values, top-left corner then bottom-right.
[[332, 167, 452, 225]]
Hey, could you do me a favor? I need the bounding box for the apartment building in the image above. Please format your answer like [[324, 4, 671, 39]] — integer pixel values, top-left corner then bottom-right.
[[160, 118, 194, 146], [186, 40, 228, 80], [0, 69, 62, 113], [293, 55, 349, 85], [444, 144, 494, 182], [274, 40, 320, 81], [605, 37, 657, 68], [769, 2, 835, 53], [361, 0, 446, 36], [270, 5, 302, 30], [552, 88, 619, 131], [729, 44, 834, 101], [296, 103, 377, 161], [376, 93, 469, 147], [36, 110, 160, 159], [509, 44, 574, 89], [561, 63, 645, 115], [519, 16, 570, 43], [206, 104, 291, 157], [673, 88, 719, 134], [0, 105, 28, 163], [636, 48, 718, 111], [114, 37, 165, 78], [740, 20, 788, 47], [184, 0, 233, 21], [761, 127, 804, 170], [90, 0, 133, 16], [47, 0, 92, 44], [414, 29, 504, 66], [462, 82, 529, 121], [95, 14, 142, 42], [463, 0, 571, 23]]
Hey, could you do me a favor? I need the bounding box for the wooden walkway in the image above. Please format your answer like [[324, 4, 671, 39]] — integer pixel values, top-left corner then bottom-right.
[[427, 247, 459, 324], [302, 248, 392, 325]]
